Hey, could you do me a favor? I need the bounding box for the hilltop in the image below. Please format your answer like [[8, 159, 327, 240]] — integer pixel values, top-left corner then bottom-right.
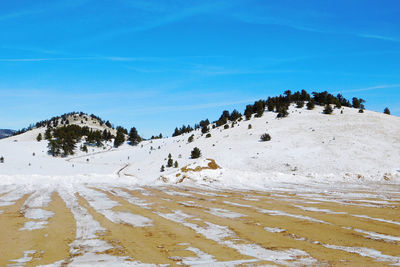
[[0, 98, 399, 188], [0, 129, 15, 139]]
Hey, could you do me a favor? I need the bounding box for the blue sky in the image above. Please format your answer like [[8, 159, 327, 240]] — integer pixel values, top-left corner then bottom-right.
[[0, 0, 399, 137]]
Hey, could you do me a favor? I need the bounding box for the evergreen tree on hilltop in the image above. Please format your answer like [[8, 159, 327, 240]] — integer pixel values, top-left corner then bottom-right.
[[36, 133, 42, 142], [384, 107, 391, 115], [229, 109, 242, 121], [324, 104, 333, 114], [114, 128, 125, 148], [216, 111, 228, 127], [307, 100, 315, 110], [128, 127, 141, 146], [296, 101, 304, 108], [199, 119, 210, 128], [266, 97, 275, 112], [201, 124, 209, 134], [105, 120, 112, 128], [45, 128, 52, 140], [254, 100, 265, 117], [116, 126, 128, 135], [277, 106, 289, 118], [244, 105, 253, 120], [350, 97, 365, 109]]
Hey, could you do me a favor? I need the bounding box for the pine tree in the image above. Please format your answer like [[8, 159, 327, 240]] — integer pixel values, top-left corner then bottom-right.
[[254, 100, 265, 117], [0, 156, 4, 163], [36, 133, 42, 142], [229, 109, 242, 121], [114, 128, 125, 148], [306, 100, 315, 110], [384, 107, 391, 115], [167, 158, 173, 167], [174, 161, 178, 168], [296, 101, 304, 108], [201, 125, 209, 134], [191, 147, 201, 159], [128, 127, 141, 146], [324, 104, 333, 115], [160, 165, 165, 172], [244, 105, 252, 120], [277, 107, 289, 118], [188, 134, 194, 143], [81, 144, 88, 153], [45, 128, 52, 140]]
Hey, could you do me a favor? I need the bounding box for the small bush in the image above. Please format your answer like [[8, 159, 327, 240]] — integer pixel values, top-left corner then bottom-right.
[[81, 145, 88, 153], [201, 126, 209, 134], [167, 158, 173, 167], [206, 133, 211, 138], [248, 124, 252, 129], [384, 107, 391, 115], [359, 109, 364, 113], [191, 147, 201, 159], [36, 133, 42, 142], [160, 165, 165, 172], [224, 124, 229, 129], [277, 108, 289, 118], [296, 101, 304, 108], [307, 100, 315, 110], [174, 161, 178, 168], [260, 133, 271, 142], [323, 104, 333, 115], [0, 156, 4, 163]]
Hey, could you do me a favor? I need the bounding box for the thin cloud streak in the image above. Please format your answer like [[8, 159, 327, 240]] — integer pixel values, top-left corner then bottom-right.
[[76, 1, 234, 43], [0, 0, 89, 22], [334, 84, 400, 94], [358, 34, 399, 42], [233, 14, 399, 43]]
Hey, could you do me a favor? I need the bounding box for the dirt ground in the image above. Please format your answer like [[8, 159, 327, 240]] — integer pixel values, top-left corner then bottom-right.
[[0, 184, 399, 266]]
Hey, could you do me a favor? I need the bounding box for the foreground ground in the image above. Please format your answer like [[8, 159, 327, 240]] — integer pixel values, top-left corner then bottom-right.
[[0, 182, 399, 266]]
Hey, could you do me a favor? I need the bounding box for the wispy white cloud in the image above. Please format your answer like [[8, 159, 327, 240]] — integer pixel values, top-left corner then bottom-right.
[[232, 12, 399, 43], [334, 84, 400, 94], [0, 56, 165, 62], [233, 14, 325, 34], [0, 0, 89, 22], [357, 34, 399, 42], [0, 45, 66, 55], [78, 0, 234, 43], [0, 9, 42, 22]]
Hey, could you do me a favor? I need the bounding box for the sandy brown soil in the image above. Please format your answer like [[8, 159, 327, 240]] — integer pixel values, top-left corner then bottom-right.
[[0, 184, 399, 266]]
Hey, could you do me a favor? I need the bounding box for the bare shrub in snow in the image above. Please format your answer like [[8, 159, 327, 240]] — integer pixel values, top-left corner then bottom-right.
[[260, 133, 271, 142]]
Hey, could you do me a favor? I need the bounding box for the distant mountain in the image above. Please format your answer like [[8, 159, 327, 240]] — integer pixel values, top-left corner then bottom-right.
[[0, 129, 15, 139]]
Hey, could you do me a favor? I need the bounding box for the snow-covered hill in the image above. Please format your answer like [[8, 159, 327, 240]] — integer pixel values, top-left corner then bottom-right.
[[0, 129, 15, 139], [0, 105, 399, 188]]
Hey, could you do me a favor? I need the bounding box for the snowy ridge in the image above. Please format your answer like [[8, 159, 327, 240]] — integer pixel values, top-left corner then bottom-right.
[[0, 105, 399, 188]]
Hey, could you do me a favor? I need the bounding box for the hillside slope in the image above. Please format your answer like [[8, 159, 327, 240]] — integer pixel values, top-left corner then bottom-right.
[[0, 105, 399, 188], [0, 129, 15, 139]]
